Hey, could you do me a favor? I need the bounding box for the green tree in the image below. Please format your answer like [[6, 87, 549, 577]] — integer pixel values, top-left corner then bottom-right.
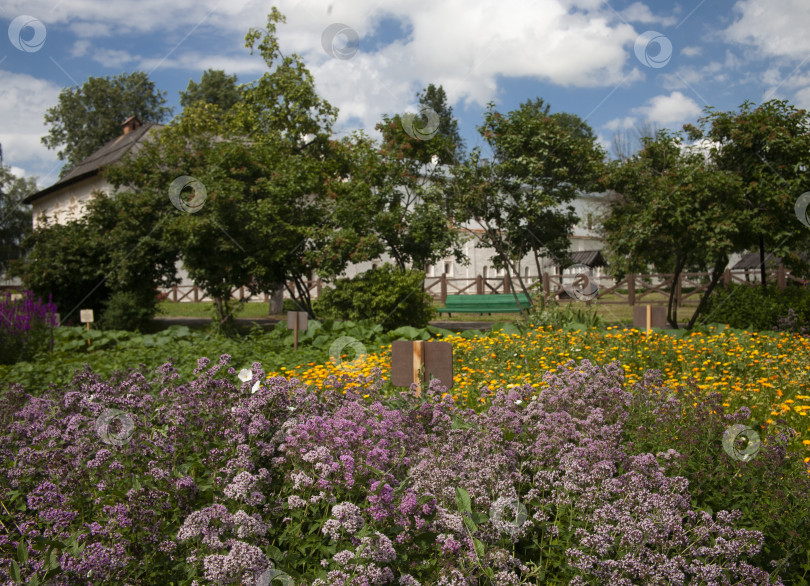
[[601, 131, 748, 328], [0, 160, 35, 276], [179, 69, 241, 113], [685, 99, 810, 287], [363, 85, 468, 274], [14, 188, 179, 329], [108, 9, 375, 329], [450, 99, 605, 308], [42, 71, 171, 177]]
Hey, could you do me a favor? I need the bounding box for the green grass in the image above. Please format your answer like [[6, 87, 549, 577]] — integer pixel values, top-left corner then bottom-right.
[[157, 300, 274, 319]]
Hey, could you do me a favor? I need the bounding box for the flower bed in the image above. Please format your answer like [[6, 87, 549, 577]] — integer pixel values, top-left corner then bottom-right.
[[1, 355, 808, 584]]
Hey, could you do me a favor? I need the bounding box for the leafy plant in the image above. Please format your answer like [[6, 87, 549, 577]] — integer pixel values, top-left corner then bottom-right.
[[316, 265, 436, 330]]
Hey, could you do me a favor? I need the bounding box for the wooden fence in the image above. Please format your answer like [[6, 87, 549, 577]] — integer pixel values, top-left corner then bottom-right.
[[160, 265, 805, 306]]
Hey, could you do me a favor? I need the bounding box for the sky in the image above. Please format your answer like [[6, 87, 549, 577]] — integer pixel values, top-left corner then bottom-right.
[[1, 0, 810, 191]]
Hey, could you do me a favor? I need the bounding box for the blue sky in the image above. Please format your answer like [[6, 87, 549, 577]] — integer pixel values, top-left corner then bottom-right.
[[2, 0, 810, 191]]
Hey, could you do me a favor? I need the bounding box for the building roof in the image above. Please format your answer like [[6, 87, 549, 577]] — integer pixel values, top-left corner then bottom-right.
[[731, 252, 782, 270], [569, 249, 608, 268], [24, 122, 162, 205]]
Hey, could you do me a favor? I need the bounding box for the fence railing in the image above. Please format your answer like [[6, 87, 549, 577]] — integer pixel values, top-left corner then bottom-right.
[[159, 265, 805, 306]]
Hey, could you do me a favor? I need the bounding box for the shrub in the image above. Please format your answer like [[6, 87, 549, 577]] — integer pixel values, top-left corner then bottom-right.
[[316, 265, 436, 330], [99, 290, 159, 331], [0, 289, 57, 364], [698, 282, 810, 331]]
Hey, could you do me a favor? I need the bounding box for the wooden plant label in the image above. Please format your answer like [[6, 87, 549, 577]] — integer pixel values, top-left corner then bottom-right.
[[286, 311, 308, 350], [391, 340, 453, 395]]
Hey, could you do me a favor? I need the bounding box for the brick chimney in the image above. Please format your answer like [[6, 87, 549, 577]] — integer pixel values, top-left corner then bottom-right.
[[121, 116, 142, 135]]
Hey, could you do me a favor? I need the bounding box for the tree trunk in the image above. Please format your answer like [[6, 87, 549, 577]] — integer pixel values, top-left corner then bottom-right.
[[687, 255, 728, 330], [667, 254, 685, 329]]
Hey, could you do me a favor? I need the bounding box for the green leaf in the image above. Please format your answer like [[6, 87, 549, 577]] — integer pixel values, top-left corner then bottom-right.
[[17, 541, 27, 565], [10, 560, 21, 583], [473, 538, 486, 558], [463, 515, 478, 533], [471, 511, 489, 525], [454, 486, 471, 513], [28, 574, 40, 586]]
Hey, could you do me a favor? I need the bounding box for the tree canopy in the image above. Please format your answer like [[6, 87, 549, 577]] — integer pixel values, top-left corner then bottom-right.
[[685, 99, 810, 286], [601, 131, 747, 328], [0, 160, 35, 276], [179, 69, 242, 113], [41, 71, 172, 177], [450, 99, 605, 305]]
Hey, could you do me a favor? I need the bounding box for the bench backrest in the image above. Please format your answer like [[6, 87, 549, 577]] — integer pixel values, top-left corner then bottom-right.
[[443, 293, 531, 306]]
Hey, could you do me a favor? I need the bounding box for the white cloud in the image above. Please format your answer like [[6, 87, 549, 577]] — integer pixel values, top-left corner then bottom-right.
[[91, 48, 140, 68], [621, 2, 677, 27], [0, 70, 62, 185], [795, 86, 810, 109], [681, 45, 701, 57], [633, 91, 701, 127], [726, 0, 810, 60], [70, 40, 92, 57], [604, 116, 637, 131]]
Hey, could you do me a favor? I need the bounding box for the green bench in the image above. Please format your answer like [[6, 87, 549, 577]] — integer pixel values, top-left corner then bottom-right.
[[437, 293, 532, 316]]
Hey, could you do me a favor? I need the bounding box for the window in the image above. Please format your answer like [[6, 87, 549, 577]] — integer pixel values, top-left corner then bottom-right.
[[444, 261, 452, 275]]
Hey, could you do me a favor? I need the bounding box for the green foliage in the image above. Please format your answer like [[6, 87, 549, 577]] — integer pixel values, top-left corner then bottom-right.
[[623, 375, 810, 584], [14, 190, 178, 327], [99, 290, 159, 331], [14, 219, 110, 322], [601, 130, 747, 329], [697, 282, 810, 331], [450, 99, 605, 305], [41, 71, 171, 176], [0, 163, 35, 276], [686, 99, 810, 283], [316, 265, 436, 330], [520, 298, 604, 331], [179, 69, 241, 113]]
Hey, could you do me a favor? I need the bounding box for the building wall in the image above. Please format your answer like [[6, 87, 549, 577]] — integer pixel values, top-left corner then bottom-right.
[[32, 176, 113, 229]]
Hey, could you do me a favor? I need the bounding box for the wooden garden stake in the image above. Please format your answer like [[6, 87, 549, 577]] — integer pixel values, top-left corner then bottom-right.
[[286, 311, 308, 351], [80, 309, 94, 346], [646, 304, 651, 334]]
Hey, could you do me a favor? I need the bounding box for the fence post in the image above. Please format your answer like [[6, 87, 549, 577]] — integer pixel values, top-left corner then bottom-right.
[[503, 272, 511, 294], [723, 269, 731, 289], [172, 287, 178, 302], [476, 274, 483, 294], [627, 274, 635, 305], [317, 278, 322, 297], [542, 273, 550, 301], [778, 265, 786, 290], [193, 286, 199, 303], [440, 273, 447, 303]]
